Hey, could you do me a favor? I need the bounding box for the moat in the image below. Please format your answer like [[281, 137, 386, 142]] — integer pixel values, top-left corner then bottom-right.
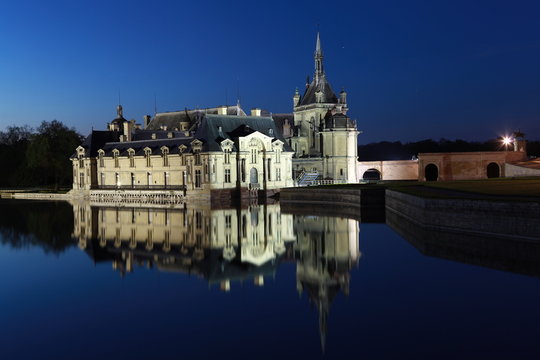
[[1, 199, 540, 359]]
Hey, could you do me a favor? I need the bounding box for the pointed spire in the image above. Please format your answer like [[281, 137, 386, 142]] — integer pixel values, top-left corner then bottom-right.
[[315, 31, 322, 56], [314, 32, 324, 83]]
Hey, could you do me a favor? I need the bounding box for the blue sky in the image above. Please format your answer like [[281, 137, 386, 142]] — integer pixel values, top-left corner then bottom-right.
[[0, 0, 538, 143]]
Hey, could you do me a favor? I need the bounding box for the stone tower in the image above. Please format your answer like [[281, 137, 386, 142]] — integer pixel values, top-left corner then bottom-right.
[[291, 32, 359, 182]]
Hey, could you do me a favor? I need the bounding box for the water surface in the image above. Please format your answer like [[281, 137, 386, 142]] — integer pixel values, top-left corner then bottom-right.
[[0, 200, 539, 359]]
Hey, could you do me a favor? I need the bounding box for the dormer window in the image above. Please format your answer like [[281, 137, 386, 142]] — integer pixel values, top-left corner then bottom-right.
[[191, 140, 203, 166], [128, 149, 135, 168], [112, 149, 120, 168], [194, 149, 201, 165], [78, 154, 84, 169], [179, 145, 187, 166], [144, 148, 152, 167], [98, 150, 105, 167], [161, 146, 169, 167]]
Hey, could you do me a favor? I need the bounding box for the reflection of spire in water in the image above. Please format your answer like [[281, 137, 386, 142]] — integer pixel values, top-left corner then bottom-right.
[[71, 201, 361, 352], [294, 216, 360, 351]]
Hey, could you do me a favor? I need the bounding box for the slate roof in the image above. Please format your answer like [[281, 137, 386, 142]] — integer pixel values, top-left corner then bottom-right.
[[195, 114, 294, 152], [76, 112, 293, 158], [71, 130, 120, 158], [146, 105, 247, 131], [298, 74, 338, 106]]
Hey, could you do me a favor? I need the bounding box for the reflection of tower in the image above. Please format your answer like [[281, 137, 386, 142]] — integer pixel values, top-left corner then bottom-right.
[[72, 202, 296, 288], [294, 216, 360, 351]]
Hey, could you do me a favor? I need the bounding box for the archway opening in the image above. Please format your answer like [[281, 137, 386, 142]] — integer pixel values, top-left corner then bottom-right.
[[487, 162, 500, 178], [362, 168, 381, 181], [425, 164, 438, 181], [250, 168, 258, 184]]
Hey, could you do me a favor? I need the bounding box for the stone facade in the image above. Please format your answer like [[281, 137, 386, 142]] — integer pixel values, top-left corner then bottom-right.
[[418, 151, 527, 181], [273, 33, 359, 183], [72, 108, 294, 199], [357, 160, 419, 181]]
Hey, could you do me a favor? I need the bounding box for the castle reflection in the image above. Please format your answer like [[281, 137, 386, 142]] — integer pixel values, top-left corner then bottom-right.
[[72, 202, 360, 348]]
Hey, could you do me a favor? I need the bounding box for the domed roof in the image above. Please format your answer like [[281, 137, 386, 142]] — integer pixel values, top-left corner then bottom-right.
[[111, 105, 126, 124]]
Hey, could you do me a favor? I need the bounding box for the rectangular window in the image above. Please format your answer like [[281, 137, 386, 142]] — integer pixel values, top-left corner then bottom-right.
[[276, 149, 281, 163], [180, 153, 186, 166], [129, 153, 135, 168], [195, 169, 201, 188], [251, 149, 257, 163], [78, 157, 84, 168], [164, 172, 169, 187], [276, 168, 281, 181], [225, 215, 231, 229], [163, 153, 169, 167], [241, 159, 246, 182], [79, 173, 85, 187], [224, 149, 230, 164], [99, 154, 104, 167], [267, 159, 271, 181], [194, 151, 201, 165], [100, 173, 105, 186], [114, 153, 119, 168], [224, 169, 231, 183]]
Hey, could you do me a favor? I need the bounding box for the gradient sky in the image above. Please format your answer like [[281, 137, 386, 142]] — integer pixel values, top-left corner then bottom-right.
[[0, 0, 538, 143]]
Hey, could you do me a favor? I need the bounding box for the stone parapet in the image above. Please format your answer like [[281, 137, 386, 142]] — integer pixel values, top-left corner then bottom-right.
[[386, 190, 540, 240]]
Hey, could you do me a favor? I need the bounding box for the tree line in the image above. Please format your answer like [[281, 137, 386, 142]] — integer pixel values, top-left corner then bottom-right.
[[358, 138, 540, 161], [0, 120, 82, 189]]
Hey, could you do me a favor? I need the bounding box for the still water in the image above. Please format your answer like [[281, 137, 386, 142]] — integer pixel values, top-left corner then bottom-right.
[[0, 199, 539, 359]]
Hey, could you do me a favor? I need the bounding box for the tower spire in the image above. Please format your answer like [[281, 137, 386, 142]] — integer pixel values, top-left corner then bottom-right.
[[314, 32, 324, 83]]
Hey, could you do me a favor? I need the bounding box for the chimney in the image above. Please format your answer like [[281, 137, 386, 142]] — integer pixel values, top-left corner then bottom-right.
[[217, 106, 228, 115], [123, 121, 132, 142], [143, 115, 151, 129], [251, 108, 261, 117]]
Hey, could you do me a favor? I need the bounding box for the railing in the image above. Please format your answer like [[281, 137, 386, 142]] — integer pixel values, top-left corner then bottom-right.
[[94, 185, 186, 191], [295, 171, 320, 186], [311, 179, 348, 186]]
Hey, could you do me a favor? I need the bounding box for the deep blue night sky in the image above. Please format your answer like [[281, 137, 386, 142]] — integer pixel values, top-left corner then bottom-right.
[[0, 0, 538, 143]]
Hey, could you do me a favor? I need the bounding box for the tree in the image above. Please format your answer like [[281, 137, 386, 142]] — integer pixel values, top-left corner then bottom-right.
[[26, 120, 82, 189]]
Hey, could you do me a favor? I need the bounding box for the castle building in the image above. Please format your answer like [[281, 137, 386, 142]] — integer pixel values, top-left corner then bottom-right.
[[273, 33, 359, 182], [71, 105, 294, 201]]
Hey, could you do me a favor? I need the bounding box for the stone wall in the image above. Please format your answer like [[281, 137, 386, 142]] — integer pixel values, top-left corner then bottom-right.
[[386, 190, 540, 239], [357, 160, 419, 181], [418, 151, 527, 181], [505, 162, 540, 177]]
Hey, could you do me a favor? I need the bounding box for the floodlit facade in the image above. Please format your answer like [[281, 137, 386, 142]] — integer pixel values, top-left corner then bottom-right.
[[273, 33, 359, 183], [71, 105, 294, 201]]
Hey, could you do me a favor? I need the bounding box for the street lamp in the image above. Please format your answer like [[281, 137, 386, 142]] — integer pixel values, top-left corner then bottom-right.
[[501, 136, 513, 149]]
